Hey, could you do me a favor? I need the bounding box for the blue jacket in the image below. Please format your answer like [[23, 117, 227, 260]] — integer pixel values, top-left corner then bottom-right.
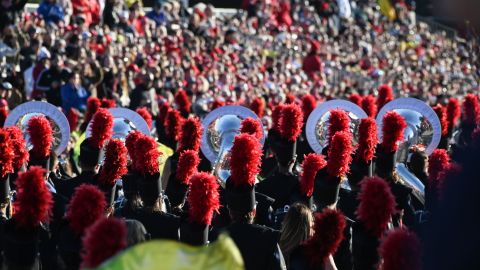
[[61, 83, 89, 113], [38, 2, 64, 24]]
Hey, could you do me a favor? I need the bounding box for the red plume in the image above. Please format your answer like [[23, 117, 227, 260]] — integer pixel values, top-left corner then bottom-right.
[[230, 133, 263, 187], [188, 172, 220, 226], [356, 177, 396, 237], [100, 98, 116, 108], [67, 108, 79, 132], [240, 117, 263, 140], [174, 89, 191, 115], [361, 95, 378, 118], [304, 209, 346, 267], [98, 139, 128, 186], [433, 104, 448, 136], [286, 93, 296, 104], [357, 118, 378, 163], [176, 150, 200, 185], [446, 98, 460, 131], [89, 108, 113, 149], [300, 153, 327, 197], [177, 117, 203, 152], [158, 102, 171, 125], [136, 107, 153, 129], [279, 104, 304, 142], [377, 84, 394, 109], [0, 129, 14, 178], [85, 97, 101, 123], [379, 228, 422, 270], [14, 166, 53, 229], [125, 131, 144, 171], [0, 108, 8, 127], [327, 131, 354, 178], [250, 97, 265, 117], [428, 149, 450, 186], [381, 111, 407, 153], [271, 104, 285, 132], [135, 136, 161, 175], [27, 116, 53, 159], [211, 99, 225, 110], [462, 94, 479, 125], [328, 109, 350, 144], [164, 109, 183, 140], [349, 93, 363, 106], [301, 94, 316, 120], [4, 126, 29, 170], [81, 217, 127, 269], [66, 184, 106, 235]]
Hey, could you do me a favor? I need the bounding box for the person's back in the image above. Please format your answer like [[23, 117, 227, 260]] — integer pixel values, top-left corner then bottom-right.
[[128, 209, 180, 241], [256, 171, 299, 210]]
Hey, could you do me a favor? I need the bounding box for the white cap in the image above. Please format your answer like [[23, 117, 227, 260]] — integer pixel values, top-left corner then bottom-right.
[[37, 47, 51, 61]]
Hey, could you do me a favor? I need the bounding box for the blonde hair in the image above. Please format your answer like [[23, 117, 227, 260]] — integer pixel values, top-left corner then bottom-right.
[[279, 203, 314, 266]]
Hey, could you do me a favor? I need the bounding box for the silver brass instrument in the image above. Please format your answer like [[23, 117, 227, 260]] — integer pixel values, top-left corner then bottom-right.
[[86, 108, 151, 140], [200, 105, 265, 186]]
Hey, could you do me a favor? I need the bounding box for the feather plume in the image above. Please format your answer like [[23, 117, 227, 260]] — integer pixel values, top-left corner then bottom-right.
[[379, 229, 422, 270], [136, 107, 153, 129], [85, 97, 101, 123], [271, 105, 285, 132], [304, 209, 346, 267], [188, 172, 220, 225], [14, 166, 53, 229], [66, 184, 107, 235], [428, 149, 450, 186], [211, 99, 225, 110], [230, 133, 263, 187], [81, 218, 127, 269], [4, 126, 29, 170], [381, 111, 406, 153], [177, 117, 203, 152], [0, 129, 14, 178], [100, 98, 116, 108], [27, 116, 53, 159], [301, 94, 317, 120], [176, 150, 200, 185], [327, 131, 354, 178], [357, 118, 378, 163], [164, 109, 183, 140], [433, 104, 448, 136], [174, 89, 191, 115], [67, 108, 79, 132], [125, 131, 144, 171], [0, 108, 7, 127], [98, 139, 128, 186], [250, 97, 265, 117], [158, 102, 171, 126], [361, 95, 378, 118], [135, 136, 161, 175], [300, 153, 327, 197], [279, 104, 304, 142], [446, 98, 460, 131], [286, 93, 296, 104], [356, 177, 396, 237], [89, 108, 113, 149], [328, 109, 350, 144], [462, 94, 479, 125], [349, 94, 363, 106], [240, 117, 263, 140], [377, 84, 394, 109]]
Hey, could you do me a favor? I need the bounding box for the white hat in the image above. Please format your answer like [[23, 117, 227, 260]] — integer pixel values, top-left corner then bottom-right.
[[37, 47, 51, 61]]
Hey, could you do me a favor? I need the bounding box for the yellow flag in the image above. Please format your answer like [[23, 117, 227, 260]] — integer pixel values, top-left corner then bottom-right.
[[378, 0, 396, 21], [91, 234, 245, 270]]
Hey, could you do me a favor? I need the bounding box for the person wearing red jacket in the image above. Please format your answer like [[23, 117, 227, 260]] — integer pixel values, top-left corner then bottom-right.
[[302, 40, 323, 78]]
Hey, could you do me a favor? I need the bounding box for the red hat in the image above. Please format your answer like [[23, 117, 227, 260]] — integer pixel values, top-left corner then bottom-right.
[[304, 209, 346, 267], [349, 93, 363, 106], [301, 94, 317, 120], [433, 104, 448, 136], [4, 126, 29, 170], [176, 117, 203, 152], [0, 129, 14, 178], [328, 109, 349, 145], [174, 89, 191, 116], [14, 166, 53, 229], [250, 97, 265, 118], [310, 40, 321, 53], [378, 228, 422, 270], [361, 95, 378, 118], [428, 149, 450, 187], [81, 218, 127, 268], [188, 172, 220, 226], [279, 104, 303, 142], [125, 131, 144, 171], [100, 98, 116, 109], [357, 118, 378, 163], [446, 98, 460, 131], [66, 184, 107, 235], [300, 153, 327, 197], [176, 150, 200, 185], [285, 93, 296, 104], [136, 107, 153, 129], [462, 94, 479, 126], [240, 117, 263, 140], [377, 84, 394, 109], [89, 108, 114, 150], [27, 116, 53, 160], [211, 99, 225, 110], [381, 111, 406, 153], [85, 97, 101, 124], [98, 139, 128, 186], [356, 177, 396, 237]]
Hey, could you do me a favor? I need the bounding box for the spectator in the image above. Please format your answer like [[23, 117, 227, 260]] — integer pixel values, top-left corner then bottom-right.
[[36, 53, 67, 106], [61, 70, 89, 112], [38, 0, 65, 25]]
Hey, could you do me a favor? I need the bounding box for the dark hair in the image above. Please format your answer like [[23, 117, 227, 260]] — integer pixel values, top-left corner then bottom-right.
[[229, 208, 255, 224]]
